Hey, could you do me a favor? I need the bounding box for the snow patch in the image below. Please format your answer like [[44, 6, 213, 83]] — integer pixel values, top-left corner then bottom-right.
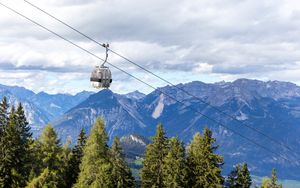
[[91, 108, 97, 116], [230, 152, 241, 156], [130, 135, 146, 146], [152, 94, 164, 119], [50, 103, 61, 109], [236, 111, 248, 121]]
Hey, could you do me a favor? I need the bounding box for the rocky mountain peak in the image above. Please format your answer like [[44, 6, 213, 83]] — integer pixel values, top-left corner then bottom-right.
[[124, 90, 146, 100]]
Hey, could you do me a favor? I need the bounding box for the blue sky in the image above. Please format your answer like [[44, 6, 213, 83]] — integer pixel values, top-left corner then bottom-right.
[[1, 0, 300, 94]]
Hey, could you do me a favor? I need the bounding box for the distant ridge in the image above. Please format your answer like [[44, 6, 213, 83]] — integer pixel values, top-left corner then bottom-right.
[[0, 84, 94, 133]]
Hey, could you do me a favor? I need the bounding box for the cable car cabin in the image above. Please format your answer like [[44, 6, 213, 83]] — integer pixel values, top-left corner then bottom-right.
[[90, 66, 112, 89]]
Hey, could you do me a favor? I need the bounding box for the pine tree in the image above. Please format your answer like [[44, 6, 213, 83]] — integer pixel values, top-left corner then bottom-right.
[[67, 129, 87, 187], [0, 106, 21, 187], [187, 127, 223, 188], [27, 124, 63, 187], [260, 169, 282, 188], [261, 177, 271, 188], [240, 163, 252, 188], [15, 103, 32, 143], [39, 124, 62, 171], [28, 139, 43, 181], [270, 169, 282, 188], [162, 137, 188, 188], [26, 168, 60, 188], [227, 164, 239, 188], [0, 97, 9, 185], [111, 137, 135, 188], [74, 117, 114, 187], [0, 97, 9, 135], [141, 124, 168, 188], [0, 97, 10, 187], [15, 103, 33, 185], [60, 139, 73, 188], [227, 163, 251, 188], [0, 103, 33, 187]]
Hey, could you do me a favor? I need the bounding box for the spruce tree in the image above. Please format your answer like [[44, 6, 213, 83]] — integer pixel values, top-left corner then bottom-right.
[[0, 97, 9, 135], [28, 139, 43, 181], [187, 127, 223, 188], [141, 124, 168, 188], [227, 163, 251, 188], [0, 97, 10, 187], [60, 139, 73, 188], [111, 137, 135, 188], [67, 129, 87, 187], [0, 97, 9, 185], [162, 137, 188, 188], [74, 117, 114, 187], [227, 164, 239, 188], [0, 106, 21, 187], [0, 103, 33, 187], [15, 103, 32, 143], [15, 103, 32, 184], [240, 163, 252, 188]]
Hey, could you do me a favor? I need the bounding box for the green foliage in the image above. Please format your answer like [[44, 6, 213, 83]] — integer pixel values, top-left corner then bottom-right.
[[0, 102, 32, 188], [39, 124, 62, 171], [60, 139, 73, 188], [26, 168, 60, 188], [162, 137, 188, 188], [0, 106, 21, 187], [227, 163, 252, 188], [271, 169, 282, 188], [187, 127, 224, 188], [16, 103, 33, 181], [261, 177, 271, 188], [111, 137, 135, 188], [0, 97, 10, 187], [27, 124, 64, 187], [16, 103, 32, 143], [74, 117, 114, 187], [0, 97, 9, 134], [67, 129, 87, 187], [261, 169, 282, 188], [0, 96, 279, 188], [141, 124, 168, 188], [28, 139, 44, 181]]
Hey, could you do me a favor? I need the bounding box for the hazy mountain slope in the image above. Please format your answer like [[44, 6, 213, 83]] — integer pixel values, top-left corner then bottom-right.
[[54, 90, 148, 142], [53, 79, 300, 180], [30, 91, 93, 119], [0, 88, 51, 131], [0, 84, 93, 133]]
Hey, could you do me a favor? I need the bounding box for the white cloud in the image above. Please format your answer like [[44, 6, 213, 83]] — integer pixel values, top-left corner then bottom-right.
[[0, 0, 300, 94]]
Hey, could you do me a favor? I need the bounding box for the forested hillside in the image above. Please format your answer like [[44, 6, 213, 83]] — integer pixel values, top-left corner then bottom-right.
[[0, 97, 283, 187]]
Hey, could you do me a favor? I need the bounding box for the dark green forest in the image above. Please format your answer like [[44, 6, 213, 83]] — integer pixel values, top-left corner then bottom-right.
[[0, 97, 282, 188]]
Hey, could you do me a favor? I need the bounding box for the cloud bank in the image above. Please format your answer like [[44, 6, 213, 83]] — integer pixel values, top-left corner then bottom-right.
[[0, 0, 300, 94]]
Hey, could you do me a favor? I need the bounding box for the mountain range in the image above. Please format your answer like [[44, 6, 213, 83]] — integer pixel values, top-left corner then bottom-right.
[[0, 84, 92, 134], [1, 79, 300, 180]]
